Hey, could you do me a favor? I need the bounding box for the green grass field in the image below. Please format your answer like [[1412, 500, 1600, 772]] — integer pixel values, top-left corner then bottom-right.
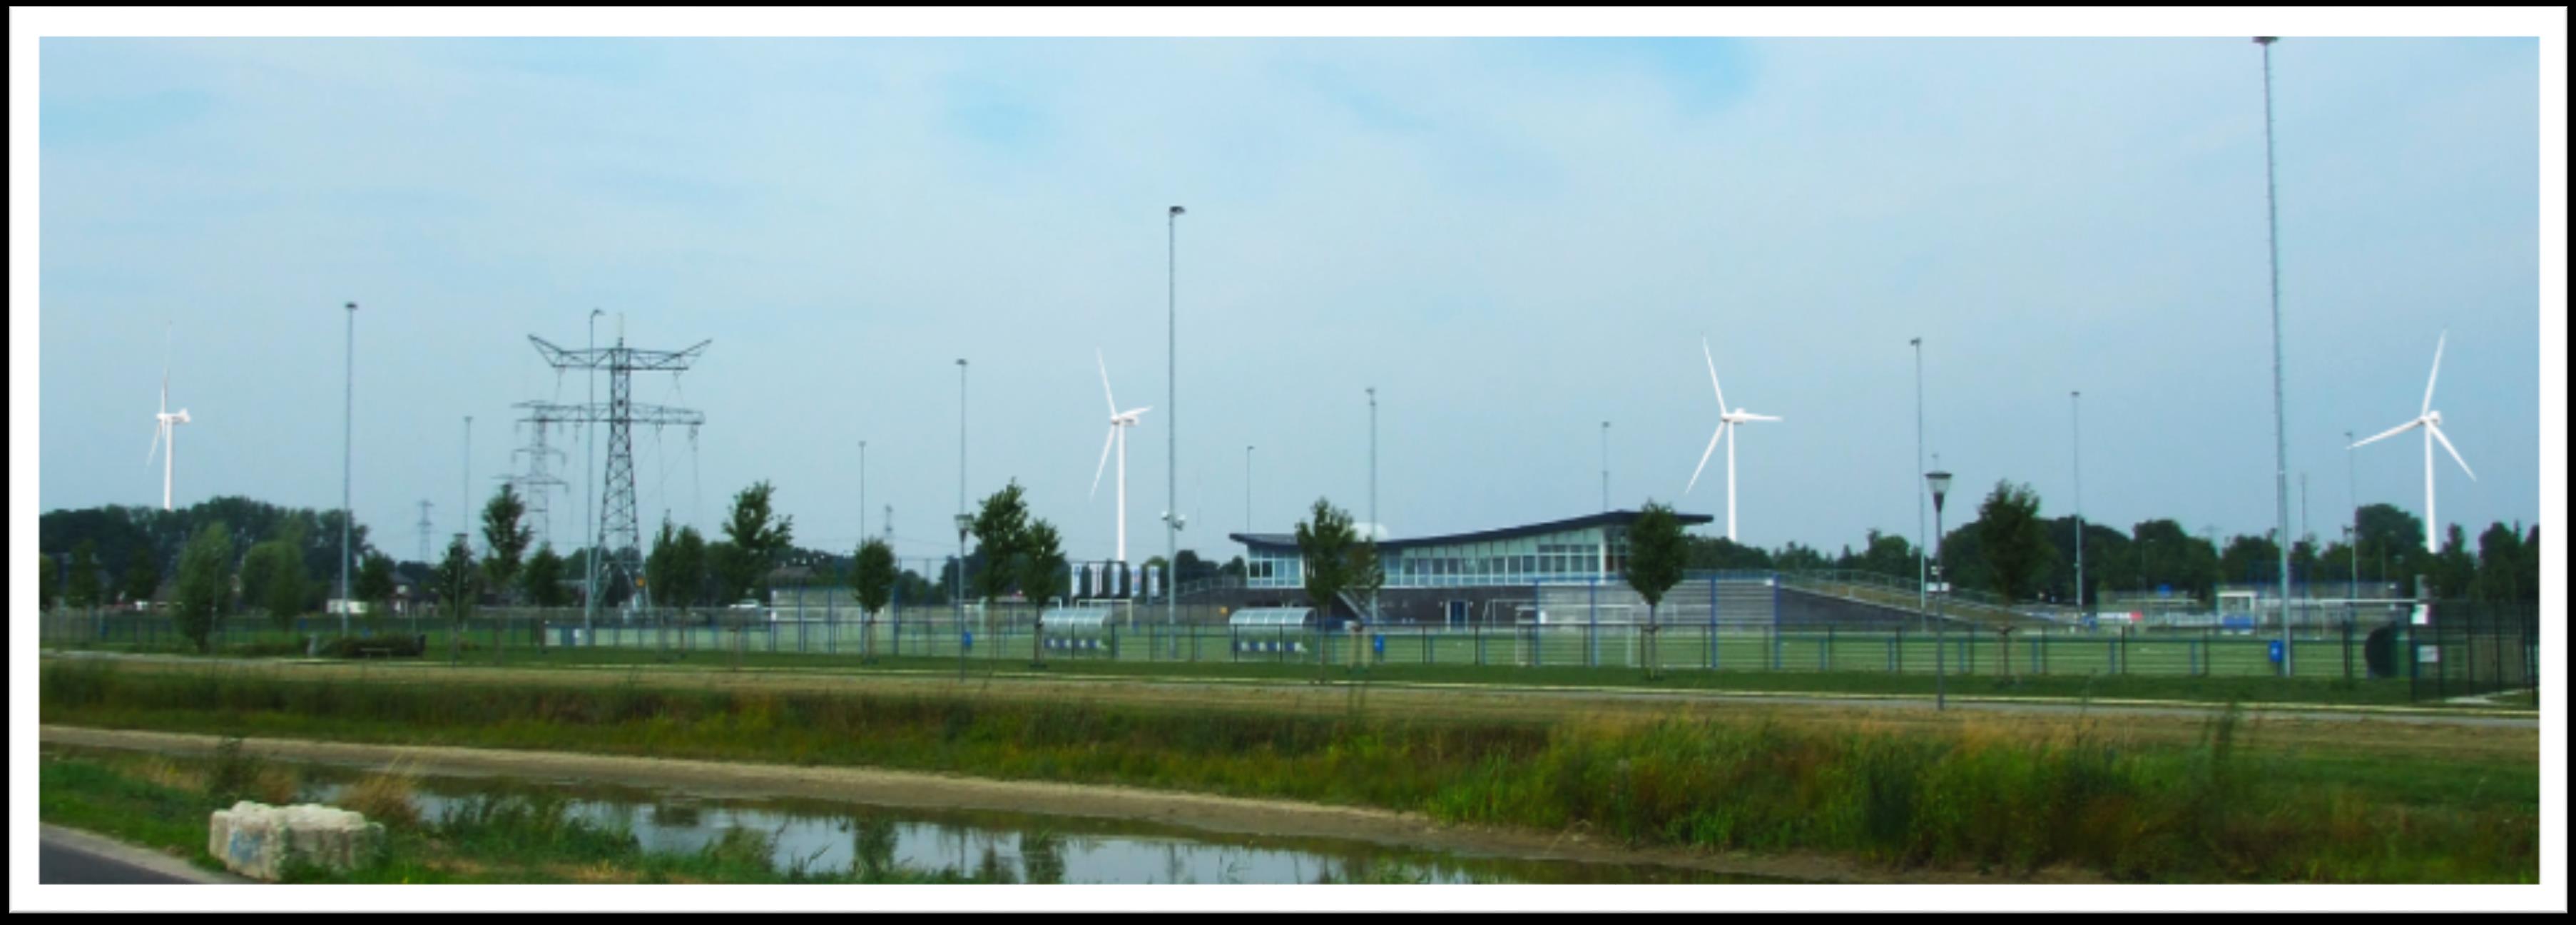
[[47, 613, 2527, 709]]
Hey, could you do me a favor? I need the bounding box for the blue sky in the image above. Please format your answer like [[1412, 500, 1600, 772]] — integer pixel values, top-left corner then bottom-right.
[[29, 31, 2555, 567]]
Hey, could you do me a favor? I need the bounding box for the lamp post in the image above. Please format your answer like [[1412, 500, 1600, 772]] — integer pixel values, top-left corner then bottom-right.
[[860, 440, 868, 543], [1246, 445, 1254, 537], [1368, 386, 1378, 625], [341, 301, 356, 637], [955, 512, 972, 682], [2072, 390, 2083, 623], [956, 358, 968, 677], [1927, 469, 1953, 712], [2256, 35, 2293, 677], [1166, 205, 1183, 630], [585, 308, 602, 635], [1911, 338, 1928, 629], [1601, 421, 1611, 512], [2346, 430, 2359, 603]]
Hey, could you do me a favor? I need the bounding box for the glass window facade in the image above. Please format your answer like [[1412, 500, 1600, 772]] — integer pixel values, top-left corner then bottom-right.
[[1245, 523, 1631, 590]]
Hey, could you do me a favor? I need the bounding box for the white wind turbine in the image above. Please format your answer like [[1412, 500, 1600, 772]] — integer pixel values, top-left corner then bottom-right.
[[1684, 338, 1783, 542], [1090, 349, 1151, 563], [146, 329, 193, 511], [2350, 330, 2475, 553]]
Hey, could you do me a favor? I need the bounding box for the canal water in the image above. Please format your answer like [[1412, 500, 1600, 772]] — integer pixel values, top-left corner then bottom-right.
[[282, 764, 1775, 884]]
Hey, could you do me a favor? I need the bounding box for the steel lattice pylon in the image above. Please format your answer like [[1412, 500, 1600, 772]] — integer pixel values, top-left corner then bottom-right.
[[528, 333, 708, 616]]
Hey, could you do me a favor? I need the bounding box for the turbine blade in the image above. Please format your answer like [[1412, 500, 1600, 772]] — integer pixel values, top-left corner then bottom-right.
[[1686, 423, 1726, 495], [2349, 420, 2419, 449], [1098, 349, 1119, 418], [2422, 330, 2445, 417], [1090, 427, 1116, 498], [1738, 413, 1783, 423], [1124, 407, 1151, 418], [1701, 338, 1728, 413], [148, 422, 163, 467], [2429, 424, 2475, 481]]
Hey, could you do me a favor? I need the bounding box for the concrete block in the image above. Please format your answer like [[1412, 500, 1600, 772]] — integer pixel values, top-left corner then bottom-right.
[[208, 801, 385, 880]]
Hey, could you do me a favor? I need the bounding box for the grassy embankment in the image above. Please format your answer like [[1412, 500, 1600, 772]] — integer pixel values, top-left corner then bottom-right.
[[39, 659, 2535, 883]]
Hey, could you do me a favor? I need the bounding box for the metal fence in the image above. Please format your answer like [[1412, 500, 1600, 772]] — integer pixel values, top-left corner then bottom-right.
[[2403, 600, 2540, 702], [44, 601, 2540, 697]]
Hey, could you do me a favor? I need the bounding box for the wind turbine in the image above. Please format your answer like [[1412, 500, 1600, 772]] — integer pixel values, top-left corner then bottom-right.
[[1684, 338, 1782, 542], [1090, 349, 1151, 563], [146, 329, 193, 512], [2350, 330, 2474, 553]]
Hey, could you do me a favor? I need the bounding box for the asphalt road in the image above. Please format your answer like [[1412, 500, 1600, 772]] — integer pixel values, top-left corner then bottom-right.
[[36, 825, 236, 884]]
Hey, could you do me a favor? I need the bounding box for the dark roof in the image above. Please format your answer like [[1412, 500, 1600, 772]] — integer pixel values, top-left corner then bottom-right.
[[1228, 510, 1715, 553]]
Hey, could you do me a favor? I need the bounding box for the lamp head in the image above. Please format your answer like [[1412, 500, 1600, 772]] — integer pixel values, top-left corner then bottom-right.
[[1169, 206, 1186, 216], [1926, 470, 1953, 511]]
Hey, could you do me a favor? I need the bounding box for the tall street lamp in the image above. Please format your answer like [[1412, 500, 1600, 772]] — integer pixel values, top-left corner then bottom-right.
[[2346, 429, 2359, 605], [956, 358, 968, 662], [1911, 338, 1928, 628], [1927, 469, 1953, 712], [342, 301, 357, 637], [1601, 421, 1611, 512], [2256, 35, 2294, 676], [1245, 445, 1254, 538], [585, 308, 603, 634], [1166, 205, 1184, 630], [2072, 390, 2083, 622]]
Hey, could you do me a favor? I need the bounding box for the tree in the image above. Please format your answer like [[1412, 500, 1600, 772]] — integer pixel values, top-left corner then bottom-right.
[[173, 521, 235, 653], [39, 552, 60, 615], [122, 554, 161, 610], [850, 539, 897, 661], [435, 535, 478, 663], [717, 481, 795, 605], [480, 484, 533, 606], [238, 538, 307, 631], [969, 482, 1030, 610], [522, 544, 570, 609], [1293, 497, 1378, 680], [357, 552, 397, 614], [1975, 480, 2057, 603], [2433, 525, 2476, 600], [1018, 520, 1067, 666], [1622, 502, 1689, 680], [2220, 534, 2281, 586], [2474, 522, 2527, 604], [66, 540, 103, 612]]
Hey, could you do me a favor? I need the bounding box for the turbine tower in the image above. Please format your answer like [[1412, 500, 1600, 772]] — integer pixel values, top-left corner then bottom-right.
[[1684, 338, 1783, 542], [2350, 330, 2475, 553], [1090, 349, 1151, 563], [146, 330, 193, 511]]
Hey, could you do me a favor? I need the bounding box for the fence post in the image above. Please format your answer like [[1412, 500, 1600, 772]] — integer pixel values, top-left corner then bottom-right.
[[1823, 626, 1834, 672], [2119, 625, 2129, 676]]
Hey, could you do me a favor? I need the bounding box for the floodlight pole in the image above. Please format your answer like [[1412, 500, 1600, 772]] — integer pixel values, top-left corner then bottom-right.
[[2072, 390, 2083, 624], [342, 300, 356, 637], [585, 308, 601, 635], [957, 358, 968, 679], [1167, 206, 1183, 630], [1912, 338, 1928, 630], [2256, 36, 2294, 675], [1928, 470, 1953, 712]]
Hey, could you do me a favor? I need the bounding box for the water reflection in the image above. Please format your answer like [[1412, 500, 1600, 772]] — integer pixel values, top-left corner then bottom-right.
[[286, 766, 1777, 884]]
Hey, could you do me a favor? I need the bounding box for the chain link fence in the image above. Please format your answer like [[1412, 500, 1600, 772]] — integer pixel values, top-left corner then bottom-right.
[[36, 597, 2537, 701]]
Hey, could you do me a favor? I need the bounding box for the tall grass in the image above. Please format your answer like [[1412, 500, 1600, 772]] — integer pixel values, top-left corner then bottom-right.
[[39, 659, 2535, 883]]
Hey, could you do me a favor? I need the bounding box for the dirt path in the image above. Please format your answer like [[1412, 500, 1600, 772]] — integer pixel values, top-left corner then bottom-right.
[[41, 724, 2100, 885]]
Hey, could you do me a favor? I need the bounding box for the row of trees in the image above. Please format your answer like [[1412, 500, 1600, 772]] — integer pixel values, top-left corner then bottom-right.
[[1676, 480, 2540, 607]]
